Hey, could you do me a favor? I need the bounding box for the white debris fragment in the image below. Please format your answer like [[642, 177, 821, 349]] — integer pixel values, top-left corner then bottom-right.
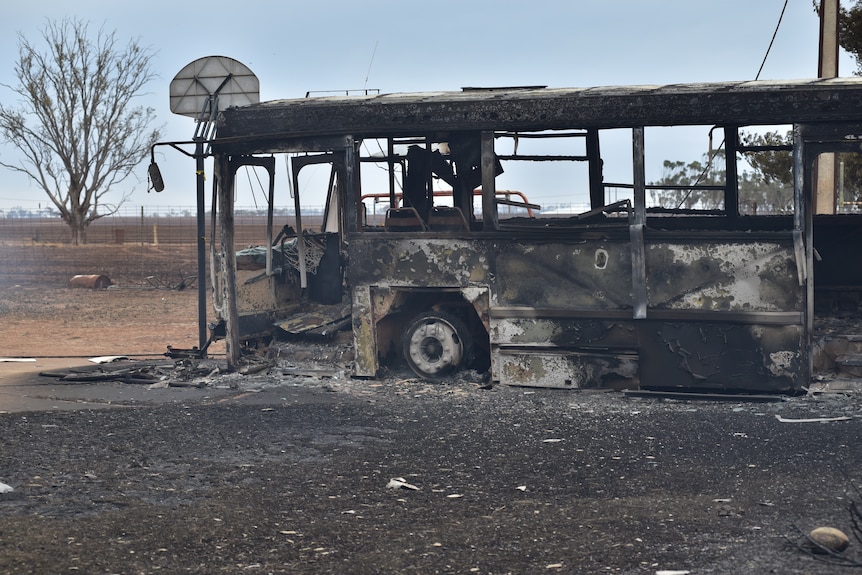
[[516, 485, 528, 492], [542, 438, 563, 443], [386, 478, 420, 491], [656, 571, 690, 575], [88, 355, 130, 364], [774, 415, 852, 423], [0, 482, 13, 494]]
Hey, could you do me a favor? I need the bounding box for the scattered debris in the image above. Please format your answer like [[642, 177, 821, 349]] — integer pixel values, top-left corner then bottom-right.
[[386, 478, 420, 491], [165, 345, 208, 360], [623, 390, 786, 402], [88, 356, 130, 364], [0, 358, 35, 363], [145, 272, 196, 291], [239, 360, 273, 376], [774, 415, 853, 423], [0, 482, 13, 494], [38, 359, 221, 388]]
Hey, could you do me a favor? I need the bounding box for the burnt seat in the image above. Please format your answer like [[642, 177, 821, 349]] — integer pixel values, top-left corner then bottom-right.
[[384, 207, 426, 232], [428, 206, 469, 231]]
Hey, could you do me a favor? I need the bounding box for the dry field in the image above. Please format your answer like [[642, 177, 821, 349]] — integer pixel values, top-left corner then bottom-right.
[[0, 242, 209, 358]]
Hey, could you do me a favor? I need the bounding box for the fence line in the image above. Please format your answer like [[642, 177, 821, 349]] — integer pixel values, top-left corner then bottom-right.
[[0, 207, 325, 246]]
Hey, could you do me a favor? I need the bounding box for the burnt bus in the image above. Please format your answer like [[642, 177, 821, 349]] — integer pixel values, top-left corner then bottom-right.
[[204, 79, 862, 393]]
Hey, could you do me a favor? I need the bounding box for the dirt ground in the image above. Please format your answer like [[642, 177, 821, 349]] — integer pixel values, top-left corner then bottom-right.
[[1, 242, 861, 574]]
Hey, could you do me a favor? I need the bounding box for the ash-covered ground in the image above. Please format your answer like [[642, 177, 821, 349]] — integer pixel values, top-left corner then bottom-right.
[[0, 347, 860, 574]]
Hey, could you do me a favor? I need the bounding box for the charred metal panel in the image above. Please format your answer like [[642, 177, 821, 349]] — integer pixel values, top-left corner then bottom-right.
[[490, 316, 639, 388], [638, 322, 804, 392], [349, 237, 492, 288], [235, 269, 298, 314], [493, 240, 632, 309], [646, 240, 801, 311], [494, 350, 638, 389], [349, 235, 633, 303], [490, 317, 637, 348], [215, 79, 862, 147]]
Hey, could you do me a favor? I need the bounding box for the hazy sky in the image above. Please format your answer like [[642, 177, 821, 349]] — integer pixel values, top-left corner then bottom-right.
[[0, 0, 856, 212]]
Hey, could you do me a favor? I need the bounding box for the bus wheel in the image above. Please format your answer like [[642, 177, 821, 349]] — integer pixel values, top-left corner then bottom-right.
[[402, 311, 472, 380]]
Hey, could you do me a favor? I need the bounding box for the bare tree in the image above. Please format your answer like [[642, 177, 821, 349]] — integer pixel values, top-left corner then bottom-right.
[[0, 18, 161, 244]]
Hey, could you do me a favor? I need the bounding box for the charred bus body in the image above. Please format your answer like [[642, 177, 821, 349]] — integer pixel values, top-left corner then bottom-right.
[[205, 79, 862, 393]]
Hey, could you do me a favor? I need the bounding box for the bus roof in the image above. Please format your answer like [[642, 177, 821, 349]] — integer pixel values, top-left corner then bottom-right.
[[213, 78, 862, 148]]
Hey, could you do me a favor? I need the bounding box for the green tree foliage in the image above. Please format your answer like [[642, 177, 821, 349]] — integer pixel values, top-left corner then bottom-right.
[[0, 18, 161, 244], [738, 130, 794, 214], [649, 151, 726, 211], [651, 129, 862, 214], [838, 0, 862, 74], [650, 134, 793, 215]]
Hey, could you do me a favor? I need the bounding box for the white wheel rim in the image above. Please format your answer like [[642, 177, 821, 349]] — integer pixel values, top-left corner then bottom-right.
[[407, 318, 464, 375]]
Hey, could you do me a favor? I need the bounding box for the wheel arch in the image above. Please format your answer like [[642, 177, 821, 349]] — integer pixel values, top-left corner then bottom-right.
[[371, 286, 490, 376]]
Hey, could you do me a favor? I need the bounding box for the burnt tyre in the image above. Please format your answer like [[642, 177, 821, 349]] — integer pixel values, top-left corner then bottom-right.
[[402, 311, 473, 380]]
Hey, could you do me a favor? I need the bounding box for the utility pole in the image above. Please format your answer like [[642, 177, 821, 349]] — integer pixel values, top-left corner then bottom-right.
[[816, 0, 840, 214]]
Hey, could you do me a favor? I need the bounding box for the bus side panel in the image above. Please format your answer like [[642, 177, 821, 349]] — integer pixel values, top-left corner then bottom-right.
[[490, 317, 638, 348], [637, 322, 804, 392], [489, 317, 639, 388], [641, 237, 806, 391], [348, 237, 492, 287], [348, 236, 492, 377], [493, 349, 639, 389], [492, 239, 633, 309], [646, 239, 802, 312], [489, 238, 639, 388]]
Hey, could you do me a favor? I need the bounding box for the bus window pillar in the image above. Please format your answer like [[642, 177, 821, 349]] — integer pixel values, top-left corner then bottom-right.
[[587, 128, 604, 208], [724, 126, 740, 220], [630, 126, 647, 320], [481, 131, 498, 231]]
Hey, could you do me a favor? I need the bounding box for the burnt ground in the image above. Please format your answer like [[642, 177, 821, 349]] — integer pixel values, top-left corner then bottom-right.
[[1, 242, 862, 574], [0, 375, 861, 575]]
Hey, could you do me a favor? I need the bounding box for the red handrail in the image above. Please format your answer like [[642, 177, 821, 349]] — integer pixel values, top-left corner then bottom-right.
[[359, 189, 537, 218]]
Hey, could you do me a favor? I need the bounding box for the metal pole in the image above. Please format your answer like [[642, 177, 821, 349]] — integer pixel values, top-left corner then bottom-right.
[[195, 139, 208, 353], [816, 0, 839, 214], [630, 127, 647, 320]]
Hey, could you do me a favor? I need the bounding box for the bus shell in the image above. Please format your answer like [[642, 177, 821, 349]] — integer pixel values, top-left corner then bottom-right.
[[205, 79, 862, 393]]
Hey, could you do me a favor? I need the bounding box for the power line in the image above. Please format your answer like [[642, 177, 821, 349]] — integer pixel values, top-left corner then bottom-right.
[[756, 0, 790, 80]]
